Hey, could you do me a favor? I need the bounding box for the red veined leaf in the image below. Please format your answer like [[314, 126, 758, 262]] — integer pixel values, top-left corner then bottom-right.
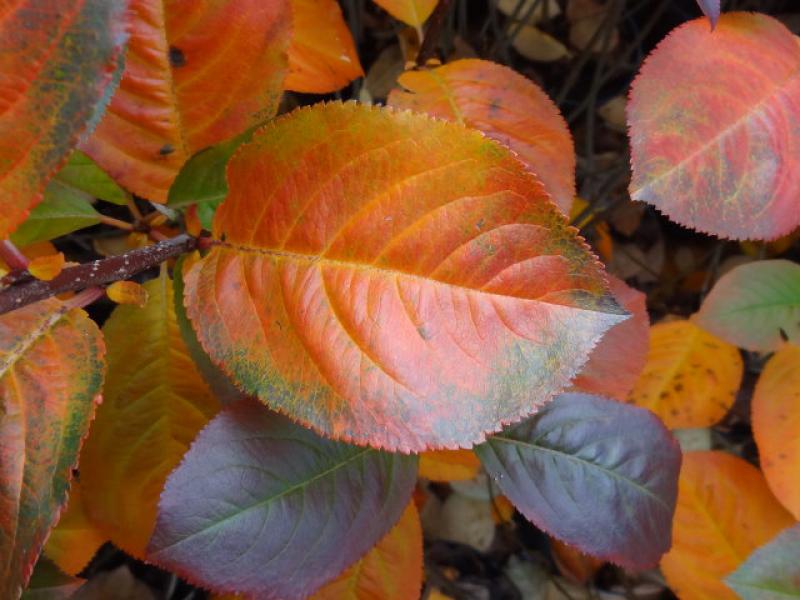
[[148, 400, 418, 599], [311, 501, 423, 600], [0, 0, 128, 239], [183, 102, 626, 452], [571, 275, 649, 401], [372, 0, 437, 28], [752, 344, 800, 519], [80, 0, 291, 203], [661, 451, 794, 600], [286, 0, 363, 94], [476, 393, 681, 569], [389, 59, 575, 213], [80, 272, 220, 558], [628, 13, 800, 240], [726, 524, 800, 599], [0, 299, 105, 597], [695, 0, 720, 29]]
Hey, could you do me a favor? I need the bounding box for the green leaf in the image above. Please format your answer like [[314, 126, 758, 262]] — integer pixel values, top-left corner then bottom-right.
[[10, 182, 101, 246], [53, 151, 128, 206], [22, 556, 83, 600], [726, 525, 800, 599], [695, 260, 800, 352], [475, 393, 681, 569], [148, 400, 418, 599]]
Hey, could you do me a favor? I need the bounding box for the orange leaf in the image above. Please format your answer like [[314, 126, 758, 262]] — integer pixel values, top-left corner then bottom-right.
[[80, 272, 219, 558], [389, 59, 575, 213], [106, 280, 149, 307], [419, 450, 481, 481], [0, 0, 128, 239], [184, 102, 625, 451], [752, 344, 800, 519], [372, 0, 437, 27], [661, 451, 794, 600], [572, 275, 649, 401], [44, 481, 106, 576], [0, 299, 104, 597], [628, 13, 800, 240], [627, 320, 742, 428], [0, 241, 56, 278], [286, 0, 363, 94], [28, 252, 65, 281], [80, 0, 292, 203], [312, 502, 423, 600]]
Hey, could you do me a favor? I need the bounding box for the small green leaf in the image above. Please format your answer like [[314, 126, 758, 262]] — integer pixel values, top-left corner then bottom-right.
[[11, 182, 101, 246], [53, 151, 128, 205], [726, 525, 800, 599]]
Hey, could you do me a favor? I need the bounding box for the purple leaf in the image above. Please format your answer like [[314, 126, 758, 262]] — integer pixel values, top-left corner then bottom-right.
[[696, 0, 721, 29]]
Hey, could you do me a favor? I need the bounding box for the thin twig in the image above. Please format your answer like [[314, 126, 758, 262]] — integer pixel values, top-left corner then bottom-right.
[[0, 240, 29, 271], [416, 0, 454, 65]]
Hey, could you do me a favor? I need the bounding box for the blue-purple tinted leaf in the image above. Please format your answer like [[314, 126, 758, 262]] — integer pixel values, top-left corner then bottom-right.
[[147, 400, 418, 599], [696, 0, 720, 29], [475, 393, 681, 569], [726, 524, 800, 599]]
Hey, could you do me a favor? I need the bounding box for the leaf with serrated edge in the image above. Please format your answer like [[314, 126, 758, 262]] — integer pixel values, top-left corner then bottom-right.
[[476, 393, 681, 569], [389, 59, 575, 214], [0, 299, 105, 597], [662, 451, 794, 600], [286, 0, 363, 94], [148, 400, 418, 599], [79, 272, 219, 558], [372, 0, 437, 27], [80, 0, 291, 203], [312, 501, 423, 600], [628, 13, 800, 240], [572, 275, 649, 401], [627, 320, 742, 429], [752, 344, 800, 519], [726, 525, 800, 599], [43, 482, 105, 576], [184, 101, 626, 452], [0, 0, 128, 239], [696, 260, 800, 352]]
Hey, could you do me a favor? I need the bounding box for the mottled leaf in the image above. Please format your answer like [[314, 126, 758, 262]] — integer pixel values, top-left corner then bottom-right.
[[695, 260, 800, 352], [286, 0, 363, 93], [419, 450, 481, 482], [10, 185, 100, 247], [312, 502, 423, 600], [726, 525, 800, 599], [752, 344, 800, 519], [79, 273, 219, 559], [696, 0, 720, 28], [184, 102, 625, 452], [81, 0, 291, 203], [661, 451, 794, 600], [43, 482, 105, 576], [0, 300, 105, 597], [0, 0, 128, 239], [372, 0, 437, 27], [21, 557, 83, 600], [148, 400, 418, 599], [572, 275, 649, 401], [627, 320, 742, 429], [389, 59, 575, 213], [475, 393, 681, 569], [628, 13, 800, 240]]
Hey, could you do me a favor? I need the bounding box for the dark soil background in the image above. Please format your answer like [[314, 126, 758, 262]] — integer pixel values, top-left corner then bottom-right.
[[69, 1, 800, 598]]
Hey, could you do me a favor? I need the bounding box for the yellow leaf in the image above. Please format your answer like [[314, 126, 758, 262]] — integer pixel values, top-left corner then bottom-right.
[[106, 280, 148, 307], [0, 241, 56, 277], [752, 343, 800, 519], [79, 271, 220, 558], [661, 451, 794, 600], [419, 450, 481, 482], [627, 320, 742, 428], [312, 502, 423, 600], [28, 252, 64, 281], [372, 0, 438, 28], [44, 482, 106, 576]]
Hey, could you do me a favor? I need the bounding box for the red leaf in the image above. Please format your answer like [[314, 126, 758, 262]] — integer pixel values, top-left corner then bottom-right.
[[628, 13, 800, 240], [0, 0, 128, 238], [183, 102, 626, 452]]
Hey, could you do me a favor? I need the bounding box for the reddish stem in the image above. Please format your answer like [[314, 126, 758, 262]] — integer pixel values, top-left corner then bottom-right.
[[0, 240, 29, 271]]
